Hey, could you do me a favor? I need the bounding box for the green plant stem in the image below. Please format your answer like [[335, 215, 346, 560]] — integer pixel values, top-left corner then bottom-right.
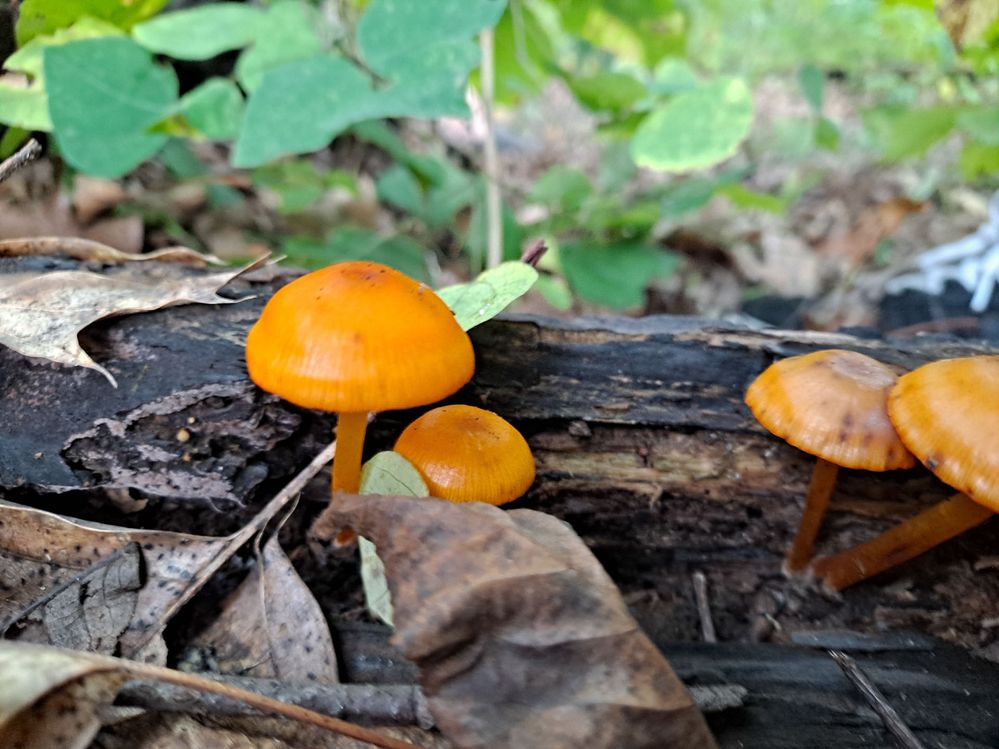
[[480, 27, 502, 269]]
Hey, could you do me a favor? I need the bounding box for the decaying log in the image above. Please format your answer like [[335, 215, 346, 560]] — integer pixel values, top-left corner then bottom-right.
[[331, 623, 999, 749], [3, 268, 999, 648]]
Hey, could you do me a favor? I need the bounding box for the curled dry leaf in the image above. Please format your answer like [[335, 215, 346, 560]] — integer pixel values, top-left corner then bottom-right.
[[192, 535, 339, 685], [329, 494, 718, 749], [0, 255, 264, 385], [0, 236, 219, 266]]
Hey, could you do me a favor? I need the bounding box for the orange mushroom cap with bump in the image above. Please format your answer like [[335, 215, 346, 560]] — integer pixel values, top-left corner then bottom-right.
[[245, 261, 474, 412], [888, 356, 999, 511], [394, 405, 535, 505], [745, 349, 915, 471]]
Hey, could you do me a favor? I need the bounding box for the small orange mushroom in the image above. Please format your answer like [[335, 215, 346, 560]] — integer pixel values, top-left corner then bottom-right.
[[394, 405, 535, 505], [813, 356, 999, 591], [745, 349, 915, 573], [245, 261, 474, 527]]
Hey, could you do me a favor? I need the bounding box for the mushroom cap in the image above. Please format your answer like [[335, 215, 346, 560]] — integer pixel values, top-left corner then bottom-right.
[[394, 405, 535, 505], [745, 349, 915, 471], [246, 261, 474, 412], [887, 356, 999, 511]]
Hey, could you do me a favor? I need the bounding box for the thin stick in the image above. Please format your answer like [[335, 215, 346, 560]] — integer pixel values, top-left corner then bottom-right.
[[0, 138, 41, 185], [829, 650, 927, 749], [480, 27, 502, 269], [692, 571, 717, 643], [122, 660, 421, 749]]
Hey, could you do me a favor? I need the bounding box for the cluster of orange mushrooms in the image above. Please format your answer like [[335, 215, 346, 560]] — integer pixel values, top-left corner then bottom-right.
[[746, 349, 999, 591], [244, 260, 536, 537]]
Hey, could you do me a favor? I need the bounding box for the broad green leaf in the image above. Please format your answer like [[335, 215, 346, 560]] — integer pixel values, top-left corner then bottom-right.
[[282, 228, 430, 282], [159, 139, 209, 179], [45, 37, 177, 177], [372, 41, 481, 119], [815, 116, 841, 151], [6, 18, 123, 81], [535, 273, 573, 311], [177, 78, 243, 140], [438, 261, 539, 330], [863, 106, 957, 161], [233, 55, 375, 167], [528, 166, 593, 213], [358, 0, 506, 76], [376, 160, 476, 228], [569, 71, 646, 113], [0, 80, 51, 130], [358, 451, 429, 627], [352, 121, 447, 182], [648, 57, 699, 95], [16, 0, 167, 44], [133, 3, 264, 60], [484, 2, 554, 105], [631, 78, 753, 172], [376, 165, 425, 217], [960, 142, 999, 180], [657, 169, 745, 218], [798, 63, 824, 111], [561, 242, 678, 309], [719, 184, 788, 214], [235, 2, 324, 93], [957, 106, 999, 146]]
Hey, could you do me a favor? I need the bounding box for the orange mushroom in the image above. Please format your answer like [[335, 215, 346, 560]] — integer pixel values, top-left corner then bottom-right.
[[813, 356, 999, 591], [745, 350, 915, 573], [245, 261, 474, 513], [394, 405, 535, 505]]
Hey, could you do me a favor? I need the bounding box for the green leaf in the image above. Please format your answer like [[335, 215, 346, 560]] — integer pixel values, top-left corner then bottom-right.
[[0, 81, 51, 130], [959, 142, 999, 180], [45, 37, 177, 177], [373, 42, 481, 119], [814, 116, 841, 151], [957, 106, 999, 146], [358, 451, 429, 627], [233, 55, 375, 167], [798, 63, 824, 111], [358, 0, 506, 76], [6, 18, 124, 81], [235, 2, 324, 93], [569, 71, 646, 112], [534, 273, 573, 311], [657, 170, 745, 218], [438, 261, 539, 330], [718, 184, 788, 214], [159, 139, 208, 178], [528, 166, 593, 213], [648, 57, 699, 96], [376, 159, 476, 228], [282, 228, 430, 283], [16, 0, 167, 44], [561, 242, 677, 309], [176, 78, 243, 140], [863, 106, 957, 161], [253, 160, 349, 214], [631, 78, 753, 172], [133, 3, 264, 60], [485, 2, 554, 105]]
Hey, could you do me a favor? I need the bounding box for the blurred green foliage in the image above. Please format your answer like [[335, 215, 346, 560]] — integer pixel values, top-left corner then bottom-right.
[[0, 0, 997, 310]]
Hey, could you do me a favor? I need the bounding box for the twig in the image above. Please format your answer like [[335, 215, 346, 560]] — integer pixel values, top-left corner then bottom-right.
[[121, 660, 420, 749], [829, 650, 927, 749], [692, 571, 717, 643], [479, 27, 502, 269], [520, 239, 548, 268], [119, 676, 433, 728], [0, 138, 41, 185]]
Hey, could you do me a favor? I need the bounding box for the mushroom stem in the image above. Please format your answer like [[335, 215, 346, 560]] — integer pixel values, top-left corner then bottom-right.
[[331, 411, 368, 495], [813, 492, 993, 591], [785, 458, 839, 574]]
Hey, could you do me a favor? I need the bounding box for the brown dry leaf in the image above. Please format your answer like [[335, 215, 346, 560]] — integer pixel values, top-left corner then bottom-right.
[[0, 236, 218, 266], [816, 197, 924, 271], [329, 494, 718, 749], [9, 543, 142, 655], [0, 256, 264, 385], [193, 535, 338, 685], [0, 448, 333, 661], [73, 176, 126, 224], [0, 642, 127, 749], [0, 195, 144, 254]]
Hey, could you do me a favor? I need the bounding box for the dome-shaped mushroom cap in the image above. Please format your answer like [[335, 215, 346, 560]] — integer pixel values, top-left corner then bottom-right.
[[394, 405, 535, 505], [745, 349, 915, 471], [246, 261, 474, 412], [888, 356, 999, 511]]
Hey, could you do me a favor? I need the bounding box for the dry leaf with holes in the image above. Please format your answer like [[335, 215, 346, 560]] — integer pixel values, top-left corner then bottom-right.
[[191, 535, 339, 685], [329, 494, 718, 749], [0, 257, 262, 385]]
